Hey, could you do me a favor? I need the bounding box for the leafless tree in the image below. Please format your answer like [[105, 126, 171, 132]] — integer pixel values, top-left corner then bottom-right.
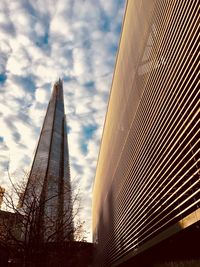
[[0, 170, 87, 266]]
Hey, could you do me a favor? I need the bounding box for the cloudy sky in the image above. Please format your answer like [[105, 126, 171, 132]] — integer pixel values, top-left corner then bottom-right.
[[0, 0, 125, 240]]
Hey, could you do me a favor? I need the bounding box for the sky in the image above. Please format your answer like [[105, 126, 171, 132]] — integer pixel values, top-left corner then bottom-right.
[[0, 0, 125, 241]]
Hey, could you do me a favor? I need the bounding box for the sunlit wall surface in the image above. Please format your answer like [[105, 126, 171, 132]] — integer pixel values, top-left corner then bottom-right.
[[24, 80, 73, 241], [92, 0, 199, 266]]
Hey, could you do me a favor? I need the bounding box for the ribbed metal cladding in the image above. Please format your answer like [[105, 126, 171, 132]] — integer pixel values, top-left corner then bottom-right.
[[92, 0, 199, 266]]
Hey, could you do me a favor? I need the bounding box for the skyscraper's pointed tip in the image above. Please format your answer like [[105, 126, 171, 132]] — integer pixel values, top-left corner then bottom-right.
[[54, 77, 63, 86], [58, 77, 62, 84], [52, 77, 64, 101]]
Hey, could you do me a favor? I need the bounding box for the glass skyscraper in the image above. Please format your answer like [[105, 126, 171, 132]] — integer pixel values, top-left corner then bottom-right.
[[23, 79, 73, 241]]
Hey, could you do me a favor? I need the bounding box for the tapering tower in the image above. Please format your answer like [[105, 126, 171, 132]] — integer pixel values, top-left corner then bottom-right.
[[24, 79, 73, 241]]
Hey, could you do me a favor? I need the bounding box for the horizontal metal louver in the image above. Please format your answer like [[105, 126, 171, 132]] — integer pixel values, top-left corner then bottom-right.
[[93, 1, 199, 266]]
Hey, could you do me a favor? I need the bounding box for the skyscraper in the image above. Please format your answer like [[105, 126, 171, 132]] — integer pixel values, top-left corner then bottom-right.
[[93, 0, 199, 266], [23, 79, 73, 241]]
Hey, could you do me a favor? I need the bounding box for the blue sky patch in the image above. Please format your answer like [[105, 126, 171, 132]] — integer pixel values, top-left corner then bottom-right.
[[80, 142, 88, 155], [67, 125, 71, 134], [100, 17, 110, 32], [13, 75, 36, 94], [84, 81, 95, 90], [0, 73, 7, 84], [43, 31, 49, 45], [36, 31, 49, 47], [82, 124, 98, 140]]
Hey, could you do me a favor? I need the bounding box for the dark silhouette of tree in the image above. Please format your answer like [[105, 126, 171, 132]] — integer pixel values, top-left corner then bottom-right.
[[0, 169, 87, 266]]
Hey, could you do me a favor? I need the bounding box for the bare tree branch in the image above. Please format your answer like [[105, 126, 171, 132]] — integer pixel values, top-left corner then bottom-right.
[[0, 170, 87, 266]]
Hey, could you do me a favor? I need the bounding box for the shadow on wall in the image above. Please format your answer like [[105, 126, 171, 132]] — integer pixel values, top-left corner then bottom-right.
[[94, 188, 116, 266], [120, 221, 200, 267], [152, 259, 200, 267]]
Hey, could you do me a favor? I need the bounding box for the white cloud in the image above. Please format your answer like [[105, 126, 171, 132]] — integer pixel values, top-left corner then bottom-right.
[[35, 87, 49, 103], [7, 54, 29, 76], [0, 0, 126, 241], [50, 15, 73, 41]]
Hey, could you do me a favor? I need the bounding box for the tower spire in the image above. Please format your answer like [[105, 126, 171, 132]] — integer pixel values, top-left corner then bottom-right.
[[52, 78, 63, 101], [23, 81, 73, 241]]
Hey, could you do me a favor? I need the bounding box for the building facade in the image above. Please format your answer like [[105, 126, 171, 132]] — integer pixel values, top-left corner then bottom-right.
[[23, 79, 73, 241], [93, 0, 199, 266]]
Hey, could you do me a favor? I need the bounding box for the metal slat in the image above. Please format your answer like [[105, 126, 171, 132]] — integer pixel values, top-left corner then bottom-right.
[[93, 1, 199, 265]]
